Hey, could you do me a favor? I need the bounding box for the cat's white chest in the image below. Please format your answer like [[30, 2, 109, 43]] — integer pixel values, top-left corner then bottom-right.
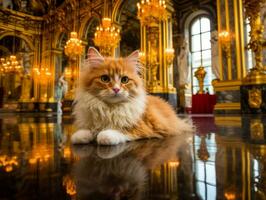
[[74, 91, 146, 132]]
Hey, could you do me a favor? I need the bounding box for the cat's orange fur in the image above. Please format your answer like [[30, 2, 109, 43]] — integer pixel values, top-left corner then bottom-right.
[[71, 47, 193, 145]]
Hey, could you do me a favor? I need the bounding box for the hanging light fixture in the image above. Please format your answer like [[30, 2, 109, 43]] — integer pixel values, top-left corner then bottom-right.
[[137, 0, 168, 25], [64, 0, 83, 60], [0, 19, 23, 74], [64, 31, 83, 59], [94, 18, 120, 56], [94, 0, 120, 56]]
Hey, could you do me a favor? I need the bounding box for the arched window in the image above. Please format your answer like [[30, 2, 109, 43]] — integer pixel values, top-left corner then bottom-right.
[[190, 16, 214, 94], [244, 19, 254, 70]]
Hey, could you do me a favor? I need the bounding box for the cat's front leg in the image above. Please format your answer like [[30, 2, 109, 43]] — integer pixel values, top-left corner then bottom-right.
[[96, 129, 131, 145], [71, 129, 94, 144]]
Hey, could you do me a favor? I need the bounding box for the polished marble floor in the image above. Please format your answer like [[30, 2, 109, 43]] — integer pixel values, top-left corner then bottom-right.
[[0, 114, 265, 200]]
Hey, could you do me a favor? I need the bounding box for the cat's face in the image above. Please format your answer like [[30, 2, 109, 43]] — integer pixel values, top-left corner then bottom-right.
[[81, 48, 144, 104]]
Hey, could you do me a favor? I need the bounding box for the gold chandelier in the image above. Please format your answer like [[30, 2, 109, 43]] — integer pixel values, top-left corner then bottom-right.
[[0, 55, 23, 74], [64, 32, 83, 59], [94, 18, 120, 56], [0, 155, 19, 172], [137, 0, 168, 25], [33, 66, 51, 84]]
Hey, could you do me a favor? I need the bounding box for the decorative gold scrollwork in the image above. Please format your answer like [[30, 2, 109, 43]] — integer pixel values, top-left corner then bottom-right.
[[248, 88, 262, 108], [250, 119, 264, 141]]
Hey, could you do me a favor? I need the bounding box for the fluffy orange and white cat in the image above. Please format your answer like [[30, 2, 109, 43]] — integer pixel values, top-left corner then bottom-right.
[[71, 47, 193, 145]]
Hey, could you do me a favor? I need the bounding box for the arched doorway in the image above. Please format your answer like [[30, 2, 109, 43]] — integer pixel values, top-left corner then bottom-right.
[[83, 17, 100, 58], [113, 0, 140, 57], [0, 35, 34, 107]]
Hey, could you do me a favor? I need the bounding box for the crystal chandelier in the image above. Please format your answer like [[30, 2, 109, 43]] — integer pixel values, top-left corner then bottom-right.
[[64, 32, 83, 59], [0, 55, 23, 74], [94, 18, 120, 56], [137, 0, 168, 25]]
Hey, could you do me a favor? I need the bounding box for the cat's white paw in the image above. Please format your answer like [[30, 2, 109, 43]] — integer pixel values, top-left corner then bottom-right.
[[97, 144, 129, 159], [71, 129, 94, 144], [96, 129, 130, 145]]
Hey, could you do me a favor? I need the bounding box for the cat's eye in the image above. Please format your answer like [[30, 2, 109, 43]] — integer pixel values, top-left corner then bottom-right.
[[121, 76, 129, 84], [101, 75, 110, 83]]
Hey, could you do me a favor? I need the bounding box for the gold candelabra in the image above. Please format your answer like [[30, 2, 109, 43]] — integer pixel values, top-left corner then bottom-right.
[[137, 0, 168, 25], [243, 0, 266, 84], [0, 55, 23, 74], [94, 18, 120, 56], [218, 30, 231, 58], [64, 32, 83, 60], [194, 66, 206, 94]]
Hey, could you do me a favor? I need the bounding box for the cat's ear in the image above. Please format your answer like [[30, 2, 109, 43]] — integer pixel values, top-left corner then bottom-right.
[[86, 47, 104, 67], [127, 50, 142, 73]]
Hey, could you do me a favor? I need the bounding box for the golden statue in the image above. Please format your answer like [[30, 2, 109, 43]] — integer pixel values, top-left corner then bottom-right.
[[194, 66, 206, 94]]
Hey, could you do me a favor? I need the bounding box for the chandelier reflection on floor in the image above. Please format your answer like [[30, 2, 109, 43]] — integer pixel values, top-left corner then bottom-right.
[[137, 0, 168, 25], [94, 18, 120, 56], [64, 32, 83, 60]]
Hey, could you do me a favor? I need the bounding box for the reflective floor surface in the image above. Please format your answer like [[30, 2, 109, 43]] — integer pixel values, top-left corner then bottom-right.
[[0, 114, 265, 200]]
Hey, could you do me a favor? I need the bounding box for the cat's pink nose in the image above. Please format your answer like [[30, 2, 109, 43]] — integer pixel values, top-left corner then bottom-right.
[[113, 88, 120, 94]]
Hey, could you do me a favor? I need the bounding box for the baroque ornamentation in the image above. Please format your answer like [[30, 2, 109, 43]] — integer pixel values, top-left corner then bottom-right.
[[194, 66, 206, 94], [248, 88, 262, 108], [243, 0, 266, 84]]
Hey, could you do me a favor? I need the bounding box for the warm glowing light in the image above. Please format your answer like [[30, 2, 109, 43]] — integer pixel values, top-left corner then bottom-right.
[[64, 32, 83, 59], [0, 155, 19, 172], [28, 145, 51, 165], [137, 0, 168, 25], [94, 18, 120, 56], [0, 55, 23, 74], [224, 191, 236, 200], [165, 48, 175, 65], [219, 30, 230, 43], [139, 51, 146, 64], [33, 67, 51, 84], [219, 30, 231, 57], [63, 175, 76, 196], [168, 161, 180, 167]]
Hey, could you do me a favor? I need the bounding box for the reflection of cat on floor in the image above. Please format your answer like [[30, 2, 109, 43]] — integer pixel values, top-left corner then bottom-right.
[[70, 135, 193, 200], [72, 146, 146, 200]]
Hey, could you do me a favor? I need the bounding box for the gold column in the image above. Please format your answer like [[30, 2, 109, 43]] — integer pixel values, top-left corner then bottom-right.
[[213, 0, 246, 113], [242, 0, 266, 84], [138, 0, 176, 105]]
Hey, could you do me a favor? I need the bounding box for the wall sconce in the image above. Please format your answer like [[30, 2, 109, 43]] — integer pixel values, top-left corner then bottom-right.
[[165, 48, 175, 65], [219, 30, 231, 58]]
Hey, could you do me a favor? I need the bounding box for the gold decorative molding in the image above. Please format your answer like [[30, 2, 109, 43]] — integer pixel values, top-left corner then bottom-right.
[[248, 88, 262, 108], [215, 116, 242, 127], [250, 119, 264, 141], [212, 79, 242, 91], [214, 102, 240, 110], [242, 0, 266, 85]]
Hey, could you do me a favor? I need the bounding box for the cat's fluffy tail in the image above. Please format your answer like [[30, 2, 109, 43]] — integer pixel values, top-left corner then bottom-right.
[[175, 117, 195, 134]]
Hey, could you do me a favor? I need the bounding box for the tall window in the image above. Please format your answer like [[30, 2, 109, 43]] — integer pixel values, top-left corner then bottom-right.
[[190, 16, 214, 94], [244, 19, 254, 70]]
